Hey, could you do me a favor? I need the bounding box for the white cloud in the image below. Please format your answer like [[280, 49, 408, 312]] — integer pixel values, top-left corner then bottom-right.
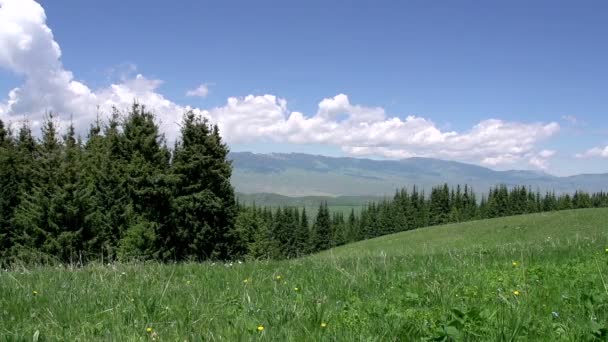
[[0, 0, 561, 170], [0, 0, 196, 138], [538, 149, 556, 158], [524, 149, 557, 170], [186, 84, 211, 98], [199, 94, 559, 168], [576, 146, 608, 159]]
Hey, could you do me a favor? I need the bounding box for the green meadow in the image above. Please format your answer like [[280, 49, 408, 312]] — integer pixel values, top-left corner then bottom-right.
[[2, 208, 608, 341]]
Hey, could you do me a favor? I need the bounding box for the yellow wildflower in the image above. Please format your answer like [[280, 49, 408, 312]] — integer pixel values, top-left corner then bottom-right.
[[294, 287, 300, 292], [146, 327, 153, 333], [512, 261, 518, 267], [321, 322, 327, 328], [257, 325, 264, 332], [32, 290, 38, 296], [276, 275, 282, 280], [513, 290, 520, 296]]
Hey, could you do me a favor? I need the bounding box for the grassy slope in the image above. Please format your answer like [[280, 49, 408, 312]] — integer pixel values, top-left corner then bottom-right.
[[2, 208, 608, 341], [324, 208, 608, 257]]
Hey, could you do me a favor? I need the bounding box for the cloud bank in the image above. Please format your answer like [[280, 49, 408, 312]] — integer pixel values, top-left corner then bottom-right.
[[0, 0, 560, 169], [576, 146, 608, 159]]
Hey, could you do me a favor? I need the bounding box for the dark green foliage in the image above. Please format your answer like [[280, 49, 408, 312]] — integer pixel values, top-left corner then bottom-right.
[[0, 120, 18, 261], [13, 115, 64, 259], [310, 202, 332, 252], [169, 111, 236, 260], [1, 105, 607, 264], [0, 105, 239, 264]]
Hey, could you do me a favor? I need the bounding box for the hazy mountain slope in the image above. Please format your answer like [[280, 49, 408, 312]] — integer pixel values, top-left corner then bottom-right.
[[230, 152, 608, 196]]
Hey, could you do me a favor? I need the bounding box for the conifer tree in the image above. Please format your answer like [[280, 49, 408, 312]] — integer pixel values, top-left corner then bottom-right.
[[310, 202, 331, 252], [169, 110, 237, 260], [293, 207, 310, 256], [118, 104, 172, 260], [13, 115, 63, 260], [0, 120, 18, 261], [50, 123, 92, 262]]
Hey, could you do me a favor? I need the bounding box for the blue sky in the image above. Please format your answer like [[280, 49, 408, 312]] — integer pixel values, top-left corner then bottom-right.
[[0, 0, 607, 175]]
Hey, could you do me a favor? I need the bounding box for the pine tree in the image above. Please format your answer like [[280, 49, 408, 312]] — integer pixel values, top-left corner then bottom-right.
[[118, 104, 172, 260], [310, 202, 331, 252], [169, 110, 237, 260], [249, 213, 279, 259], [13, 114, 63, 261], [51, 123, 90, 262], [346, 208, 358, 242], [294, 207, 310, 256], [429, 184, 450, 225], [0, 120, 19, 262]]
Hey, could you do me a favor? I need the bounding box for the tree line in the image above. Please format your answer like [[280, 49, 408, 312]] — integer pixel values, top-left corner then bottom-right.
[[0, 104, 236, 265], [232, 184, 608, 259], [1, 105, 607, 264]]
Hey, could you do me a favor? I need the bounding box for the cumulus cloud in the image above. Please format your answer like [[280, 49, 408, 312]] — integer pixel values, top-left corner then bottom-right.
[[526, 150, 555, 170], [0, 0, 198, 137], [186, 84, 211, 98], [0, 0, 561, 169], [576, 146, 608, 159], [198, 93, 559, 167]]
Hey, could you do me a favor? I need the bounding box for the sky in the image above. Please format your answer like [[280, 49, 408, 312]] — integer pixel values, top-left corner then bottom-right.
[[0, 0, 607, 176]]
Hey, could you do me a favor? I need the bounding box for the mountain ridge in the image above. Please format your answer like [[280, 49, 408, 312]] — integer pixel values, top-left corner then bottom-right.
[[229, 151, 608, 196]]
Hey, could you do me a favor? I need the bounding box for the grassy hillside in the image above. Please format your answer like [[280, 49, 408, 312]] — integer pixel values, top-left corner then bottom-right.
[[2, 209, 608, 340], [324, 207, 608, 257]]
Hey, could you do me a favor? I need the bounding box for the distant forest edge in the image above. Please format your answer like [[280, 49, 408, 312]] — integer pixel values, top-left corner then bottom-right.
[[1, 104, 607, 265]]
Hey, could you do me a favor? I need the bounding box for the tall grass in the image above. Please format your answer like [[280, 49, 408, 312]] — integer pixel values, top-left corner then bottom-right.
[[2, 208, 608, 340]]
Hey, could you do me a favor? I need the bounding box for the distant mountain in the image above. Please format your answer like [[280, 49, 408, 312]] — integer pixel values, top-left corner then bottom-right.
[[229, 152, 608, 196]]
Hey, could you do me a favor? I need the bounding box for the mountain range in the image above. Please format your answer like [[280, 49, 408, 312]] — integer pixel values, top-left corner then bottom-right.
[[229, 152, 608, 197]]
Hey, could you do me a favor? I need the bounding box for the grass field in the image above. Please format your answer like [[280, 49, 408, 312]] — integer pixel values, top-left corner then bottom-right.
[[2, 208, 608, 340]]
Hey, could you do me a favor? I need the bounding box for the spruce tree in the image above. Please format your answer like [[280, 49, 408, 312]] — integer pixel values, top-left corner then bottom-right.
[[118, 104, 171, 260], [310, 202, 331, 252], [0, 120, 19, 262], [52, 123, 89, 262], [169, 111, 237, 260], [13, 115, 63, 261], [294, 207, 310, 256]]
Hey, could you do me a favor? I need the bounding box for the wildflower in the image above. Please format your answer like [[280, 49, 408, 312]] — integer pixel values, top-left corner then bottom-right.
[[605, 248, 608, 253], [513, 290, 520, 296], [243, 278, 250, 284], [294, 287, 300, 292], [321, 322, 327, 328], [186, 280, 191, 285], [276, 275, 282, 280], [512, 261, 518, 267], [146, 327, 153, 333], [32, 290, 38, 296], [257, 325, 264, 332]]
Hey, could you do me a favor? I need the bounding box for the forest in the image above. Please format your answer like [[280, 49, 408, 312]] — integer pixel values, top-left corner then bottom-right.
[[1, 104, 607, 265]]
